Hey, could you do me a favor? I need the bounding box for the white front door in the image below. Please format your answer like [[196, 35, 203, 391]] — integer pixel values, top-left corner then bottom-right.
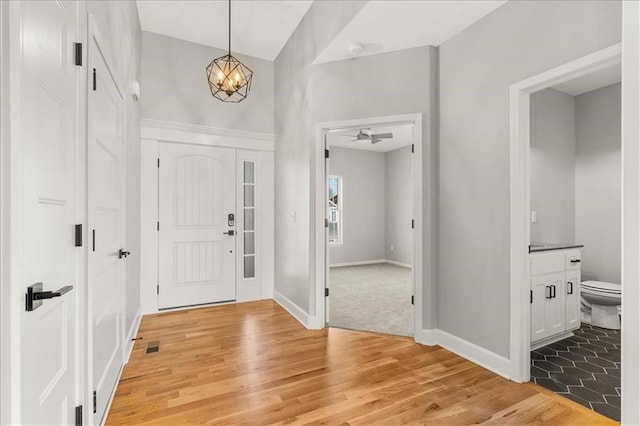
[[87, 27, 125, 424], [15, 1, 80, 423], [158, 143, 237, 309]]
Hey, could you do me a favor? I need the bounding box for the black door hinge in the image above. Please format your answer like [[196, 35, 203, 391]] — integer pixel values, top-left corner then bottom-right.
[[325, 149, 329, 159], [92, 68, 96, 91], [75, 405, 83, 426], [411, 219, 414, 229], [157, 284, 160, 295], [411, 144, 415, 153], [157, 221, 160, 231], [411, 295, 414, 305], [75, 224, 83, 247], [324, 219, 328, 228], [157, 158, 160, 168], [92, 229, 96, 252], [530, 290, 533, 304], [325, 288, 329, 297], [92, 391, 97, 414], [74, 42, 82, 66]]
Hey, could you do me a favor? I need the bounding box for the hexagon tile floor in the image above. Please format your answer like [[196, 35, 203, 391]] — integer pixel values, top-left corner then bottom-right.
[[531, 323, 621, 421]]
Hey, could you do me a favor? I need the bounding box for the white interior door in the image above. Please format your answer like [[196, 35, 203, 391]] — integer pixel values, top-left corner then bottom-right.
[[158, 143, 237, 309], [87, 27, 125, 424], [15, 1, 80, 423]]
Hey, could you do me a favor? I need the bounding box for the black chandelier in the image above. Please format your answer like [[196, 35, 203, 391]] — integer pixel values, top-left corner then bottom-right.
[[206, 0, 253, 103]]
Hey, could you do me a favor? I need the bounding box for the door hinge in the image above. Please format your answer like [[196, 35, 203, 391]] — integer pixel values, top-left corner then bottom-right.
[[325, 288, 329, 297], [157, 284, 160, 295], [74, 42, 82, 66], [530, 290, 533, 304], [157, 221, 160, 231], [324, 218, 328, 228], [325, 149, 329, 159], [411, 295, 414, 305], [75, 405, 83, 426], [411, 219, 414, 229], [411, 144, 415, 153], [92, 391, 97, 414], [92, 68, 96, 91], [75, 224, 83, 247], [92, 229, 96, 252], [157, 158, 160, 168]]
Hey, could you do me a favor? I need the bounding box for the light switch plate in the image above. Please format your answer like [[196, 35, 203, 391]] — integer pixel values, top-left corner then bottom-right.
[[531, 211, 537, 223]]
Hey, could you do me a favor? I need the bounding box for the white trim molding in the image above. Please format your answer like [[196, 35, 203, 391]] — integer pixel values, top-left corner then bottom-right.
[[141, 118, 275, 151], [273, 290, 312, 329], [509, 43, 622, 384], [329, 259, 412, 269]]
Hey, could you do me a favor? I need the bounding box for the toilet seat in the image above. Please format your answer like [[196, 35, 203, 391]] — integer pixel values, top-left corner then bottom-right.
[[581, 280, 621, 295]]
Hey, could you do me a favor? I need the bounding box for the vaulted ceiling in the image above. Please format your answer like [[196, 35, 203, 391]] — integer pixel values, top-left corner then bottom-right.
[[136, 1, 508, 63]]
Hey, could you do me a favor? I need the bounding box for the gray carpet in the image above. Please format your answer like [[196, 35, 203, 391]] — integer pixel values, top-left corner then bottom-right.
[[329, 263, 413, 337]]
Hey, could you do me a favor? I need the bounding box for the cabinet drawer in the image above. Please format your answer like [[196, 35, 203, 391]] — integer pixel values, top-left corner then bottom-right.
[[565, 250, 582, 270], [531, 252, 565, 275]]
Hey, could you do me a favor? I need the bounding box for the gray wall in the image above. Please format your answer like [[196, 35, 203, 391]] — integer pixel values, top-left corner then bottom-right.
[[576, 83, 621, 283], [439, 0, 621, 357], [274, 1, 369, 313], [385, 146, 413, 265], [86, 0, 142, 339], [328, 147, 386, 264], [530, 88, 576, 244], [142, 31, 274, 134]]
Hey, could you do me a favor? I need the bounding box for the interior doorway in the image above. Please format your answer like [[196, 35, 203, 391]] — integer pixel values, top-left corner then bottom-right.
[[509, 43, 623, 421], [314, 114, 423, 339]]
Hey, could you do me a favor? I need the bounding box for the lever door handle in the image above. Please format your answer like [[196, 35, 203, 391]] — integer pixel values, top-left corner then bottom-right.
[[26, 283, 73, 312], [223, 230, 235, 236], [118, 249, 130, 259], [568, 281, 573, 294], [570, 259, 581, 263]]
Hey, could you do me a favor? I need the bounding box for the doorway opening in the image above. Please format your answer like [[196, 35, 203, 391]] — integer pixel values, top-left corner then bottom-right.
[[510, 43, 623, 421], [314, 114, 423, 339]]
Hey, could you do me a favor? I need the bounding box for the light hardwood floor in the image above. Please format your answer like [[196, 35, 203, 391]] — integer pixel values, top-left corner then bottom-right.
[[107, 301, 616, 425]]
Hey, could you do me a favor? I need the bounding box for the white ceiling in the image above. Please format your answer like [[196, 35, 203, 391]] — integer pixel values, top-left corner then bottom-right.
[[553, 63, 622, 96], [327, 124, 414, 153], [314, 0, 507, 64], [136, 1, 313, 61]]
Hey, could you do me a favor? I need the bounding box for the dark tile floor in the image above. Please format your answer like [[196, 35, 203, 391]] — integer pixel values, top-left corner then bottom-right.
[[531, 323, 621, 421]]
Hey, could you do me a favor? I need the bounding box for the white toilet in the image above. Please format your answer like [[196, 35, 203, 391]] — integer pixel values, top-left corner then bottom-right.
[[581, 280, 622, 329]]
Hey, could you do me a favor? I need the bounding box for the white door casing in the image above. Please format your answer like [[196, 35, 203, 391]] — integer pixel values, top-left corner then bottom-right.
[[12, 1, 81, 423], [158, 143, 237, 309], [87, 21, 125, 424]]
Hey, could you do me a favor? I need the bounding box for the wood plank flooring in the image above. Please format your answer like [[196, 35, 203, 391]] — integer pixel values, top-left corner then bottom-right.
[[106, 301, 616, 425]]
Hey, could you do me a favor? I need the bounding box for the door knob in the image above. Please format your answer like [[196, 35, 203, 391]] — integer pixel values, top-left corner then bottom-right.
[[118, 249, 130, 259], [223, 230, 235, 236], [26, 282, 73, 312]]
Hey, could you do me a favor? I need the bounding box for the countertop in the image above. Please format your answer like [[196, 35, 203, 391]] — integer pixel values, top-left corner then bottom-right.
[[529, 242, 584, 253]]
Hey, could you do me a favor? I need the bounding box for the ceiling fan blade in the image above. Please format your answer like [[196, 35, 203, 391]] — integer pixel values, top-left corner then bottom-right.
[[372, 132, 393, 139], [370, 138, 383, 144]]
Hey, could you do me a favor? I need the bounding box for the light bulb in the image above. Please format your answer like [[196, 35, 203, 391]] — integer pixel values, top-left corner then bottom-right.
[[217, 71, 224, 81]]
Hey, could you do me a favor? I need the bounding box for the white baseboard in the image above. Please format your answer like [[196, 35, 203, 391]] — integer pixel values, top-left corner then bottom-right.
[[414, 328, 437, 346], [385, 259, 412, 269], [273, 290, 311, 328], [329, 259, 412, 268], [430, 329, 511, 379], [330, 259, 387, 268]]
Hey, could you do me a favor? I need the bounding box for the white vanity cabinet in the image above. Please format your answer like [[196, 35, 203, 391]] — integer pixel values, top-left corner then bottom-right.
[[530, 248, 582, 349]]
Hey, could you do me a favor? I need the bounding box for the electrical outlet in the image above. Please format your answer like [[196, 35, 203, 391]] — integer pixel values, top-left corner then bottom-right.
[[531, 211, 537, 223]]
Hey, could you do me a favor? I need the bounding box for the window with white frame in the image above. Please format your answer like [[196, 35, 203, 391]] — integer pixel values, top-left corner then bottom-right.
[[243, 161, 256, 279], [328, 175, 342, 244]]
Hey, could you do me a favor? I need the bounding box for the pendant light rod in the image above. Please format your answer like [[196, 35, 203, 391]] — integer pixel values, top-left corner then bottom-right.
[[228, 0, 231, 56]]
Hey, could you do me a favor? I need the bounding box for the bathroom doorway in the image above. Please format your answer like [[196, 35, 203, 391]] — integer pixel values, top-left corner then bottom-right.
[[509, 44, 624, 421], [313, 114, 424, 339]]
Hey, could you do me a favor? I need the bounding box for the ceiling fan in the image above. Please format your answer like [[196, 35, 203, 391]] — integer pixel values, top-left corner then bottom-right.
[[342, 128, 394, 144]]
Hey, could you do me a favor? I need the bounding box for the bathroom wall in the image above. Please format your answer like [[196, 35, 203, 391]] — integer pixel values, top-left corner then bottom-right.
[[438, 0, 621, 357], [575, 83, 621, 283], [530, 88, 576, 244], [329, 147, 386, 265], [385, 146, 413, 265], [141, 31, 275, 134]]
